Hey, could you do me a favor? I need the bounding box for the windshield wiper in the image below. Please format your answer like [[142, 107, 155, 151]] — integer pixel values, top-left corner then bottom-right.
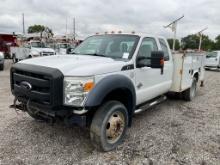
[[70, 52, 79, 54], [84, 53, 107, 57]]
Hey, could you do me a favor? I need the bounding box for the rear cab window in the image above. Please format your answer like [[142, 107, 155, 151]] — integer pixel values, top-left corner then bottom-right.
[[159, 38, 170, 61]]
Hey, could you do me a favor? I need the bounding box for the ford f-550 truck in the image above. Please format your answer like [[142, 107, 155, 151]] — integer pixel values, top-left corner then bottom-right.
[[10, 34, 205, 151]]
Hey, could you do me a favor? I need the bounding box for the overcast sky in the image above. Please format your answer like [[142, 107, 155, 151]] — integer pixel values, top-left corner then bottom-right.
[[0, 0, 219, 40]]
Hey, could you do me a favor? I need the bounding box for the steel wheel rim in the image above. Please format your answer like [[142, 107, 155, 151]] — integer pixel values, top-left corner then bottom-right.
[[105, 111, 125, 144]]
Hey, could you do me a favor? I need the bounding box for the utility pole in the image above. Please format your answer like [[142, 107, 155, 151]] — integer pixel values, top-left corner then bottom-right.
[[73, 18, 76, 40], [65, 17, 68, 41], [22, 13, 25, 35], [164, 15, 184, 51], [196, 27, 208, 51]]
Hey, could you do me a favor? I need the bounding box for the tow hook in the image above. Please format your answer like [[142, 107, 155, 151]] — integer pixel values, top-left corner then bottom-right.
[[9, 97, 26, 113]]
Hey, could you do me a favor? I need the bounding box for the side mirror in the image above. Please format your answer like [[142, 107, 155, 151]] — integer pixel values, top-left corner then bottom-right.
[[150, 51, 164, 74], [150, 51, 164, 69]]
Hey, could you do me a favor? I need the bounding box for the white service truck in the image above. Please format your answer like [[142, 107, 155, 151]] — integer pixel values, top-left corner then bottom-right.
[[205, 51, 220, 69], [10, 41, 55, 63], [10, 34, 205, 151]]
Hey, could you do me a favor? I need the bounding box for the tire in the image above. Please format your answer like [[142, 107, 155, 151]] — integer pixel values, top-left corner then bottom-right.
[[183, 77, 197, 101], [90, 100, 128, 151]]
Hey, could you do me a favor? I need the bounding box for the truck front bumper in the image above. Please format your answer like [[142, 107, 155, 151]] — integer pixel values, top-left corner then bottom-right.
[[11, 98, 89, 127]]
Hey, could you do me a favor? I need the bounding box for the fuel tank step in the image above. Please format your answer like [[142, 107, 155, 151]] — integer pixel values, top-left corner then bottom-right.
[[134, 95, 167, 114]]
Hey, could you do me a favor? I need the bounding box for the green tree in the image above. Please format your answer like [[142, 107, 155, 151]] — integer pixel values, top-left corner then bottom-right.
[[27, 25, 53, 38], [28, 25, 45, 33], [213, 35, 220, 50], [167, 38, 180, 50], [181, 34, 214, 51]]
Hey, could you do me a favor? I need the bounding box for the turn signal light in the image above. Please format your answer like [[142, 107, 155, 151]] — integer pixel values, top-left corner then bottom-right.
[[84, 82, 95, 92]]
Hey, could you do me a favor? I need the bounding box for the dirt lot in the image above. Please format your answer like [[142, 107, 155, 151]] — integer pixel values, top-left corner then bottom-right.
[[0, 60, 219, 165]]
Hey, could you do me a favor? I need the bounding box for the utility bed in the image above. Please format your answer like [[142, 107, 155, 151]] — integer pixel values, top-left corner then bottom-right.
[[170, 52, 206, 92]]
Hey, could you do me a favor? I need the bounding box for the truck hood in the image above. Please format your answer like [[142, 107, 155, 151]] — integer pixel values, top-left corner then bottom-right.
[[19, 55, 128, 76], [32, 47, 55, 52]]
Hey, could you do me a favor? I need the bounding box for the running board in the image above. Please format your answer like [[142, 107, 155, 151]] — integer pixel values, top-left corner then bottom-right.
[[134, 95, 167, 114]]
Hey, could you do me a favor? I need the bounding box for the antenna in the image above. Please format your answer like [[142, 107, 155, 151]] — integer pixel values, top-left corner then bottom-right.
[[73, 18, 76, 40], [65, 17, 68, 40], [22, 13, 25, 35], [196, 27, 208, 51], [164, 15, 184, 51]]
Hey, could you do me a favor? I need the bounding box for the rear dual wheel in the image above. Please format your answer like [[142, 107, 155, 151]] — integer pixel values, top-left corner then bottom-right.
[[183, 77, 197, 101], [90, 101, 128, 151]]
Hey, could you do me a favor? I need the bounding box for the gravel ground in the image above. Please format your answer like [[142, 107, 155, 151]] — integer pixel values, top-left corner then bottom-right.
[[0, 60, 219, 165]]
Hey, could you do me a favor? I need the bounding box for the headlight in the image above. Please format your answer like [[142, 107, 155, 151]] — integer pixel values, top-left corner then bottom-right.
[[64, 76, 95, 106]]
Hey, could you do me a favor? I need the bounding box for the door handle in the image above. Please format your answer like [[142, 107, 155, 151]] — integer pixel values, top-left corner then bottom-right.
[[140, 66, 151, 70]]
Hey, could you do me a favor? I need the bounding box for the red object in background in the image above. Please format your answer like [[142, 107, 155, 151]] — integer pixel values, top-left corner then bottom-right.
[[0, 33, 17, 57]]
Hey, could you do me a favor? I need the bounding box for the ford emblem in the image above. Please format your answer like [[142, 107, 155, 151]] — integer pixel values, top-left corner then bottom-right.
[[20, 81, 32, 91]]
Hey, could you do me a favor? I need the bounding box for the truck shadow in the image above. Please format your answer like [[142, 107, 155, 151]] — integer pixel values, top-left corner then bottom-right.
[[205, 69, 220, 72]]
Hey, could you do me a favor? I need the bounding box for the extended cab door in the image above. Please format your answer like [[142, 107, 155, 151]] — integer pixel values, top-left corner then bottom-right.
[[134, 37, 173, 105]]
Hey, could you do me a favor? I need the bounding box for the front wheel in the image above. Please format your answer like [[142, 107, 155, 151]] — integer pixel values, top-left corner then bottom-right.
[[90, 101, 128, 151], [183, 77, 197, 101]]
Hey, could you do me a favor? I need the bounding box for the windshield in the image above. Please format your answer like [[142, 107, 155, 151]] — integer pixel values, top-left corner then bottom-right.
[[72, 35, 140, 59], [31, 42, 46, 48], [206, 52, 218, 58]]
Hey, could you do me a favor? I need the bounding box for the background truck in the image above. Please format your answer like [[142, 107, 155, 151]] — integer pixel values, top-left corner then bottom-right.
[[10, 40, 55, 63], [0, 51, 4, 70], [53, 43, 71, 54], [205, 51, 220, 69], [0, 33, 17, 59], [10, 33, 205, 151]]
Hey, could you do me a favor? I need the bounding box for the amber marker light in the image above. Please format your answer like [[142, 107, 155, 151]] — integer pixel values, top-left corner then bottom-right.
[[84, 82, 95, 92]]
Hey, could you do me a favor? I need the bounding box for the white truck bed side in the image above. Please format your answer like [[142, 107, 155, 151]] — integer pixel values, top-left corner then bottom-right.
[[170, 52, 205, 92]]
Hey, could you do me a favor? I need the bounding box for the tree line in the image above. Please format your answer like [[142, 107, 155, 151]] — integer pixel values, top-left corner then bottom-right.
[[167, 34, 220, 51]]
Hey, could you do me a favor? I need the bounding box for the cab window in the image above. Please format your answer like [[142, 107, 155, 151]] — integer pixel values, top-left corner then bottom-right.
[[159, 38, 170, 61], [136, 37, 158, 66], [137, 37, 158, 58]]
